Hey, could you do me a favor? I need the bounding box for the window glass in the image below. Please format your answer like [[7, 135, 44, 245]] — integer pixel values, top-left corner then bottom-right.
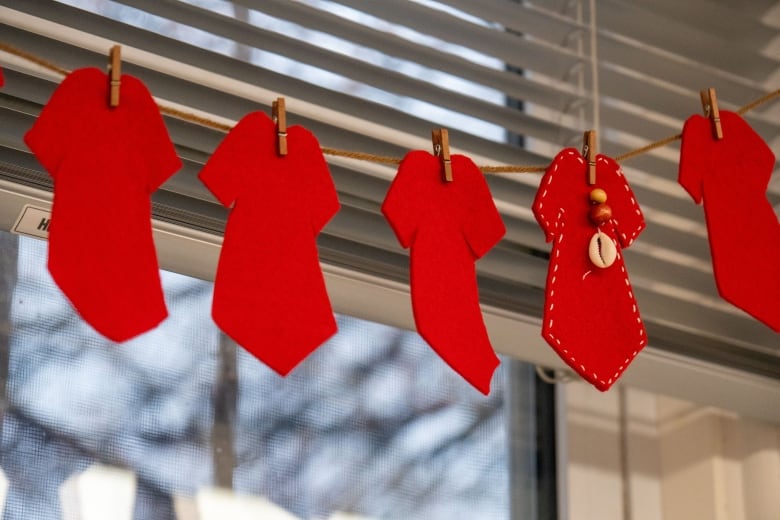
[[0, 232, 509, 519]]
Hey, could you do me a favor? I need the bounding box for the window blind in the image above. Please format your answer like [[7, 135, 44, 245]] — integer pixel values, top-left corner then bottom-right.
[[1, 0, 779, 419]]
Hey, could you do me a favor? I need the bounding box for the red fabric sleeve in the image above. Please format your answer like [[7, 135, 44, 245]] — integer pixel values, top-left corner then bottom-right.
[[125, 76, 181, 193], [24, 70, 83, 178], [298, 127, 340, 232], [382, 150, 431, 248], [457, 155, 505, 259], [533, 148, 579, 242], [678, 115, 709, 205], [601, 156, 646, 248], [198, 112, 260, 207]]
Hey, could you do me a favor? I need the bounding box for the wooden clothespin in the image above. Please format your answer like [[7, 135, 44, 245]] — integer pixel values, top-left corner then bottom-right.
[[431, 128, 453, 182], [700, 87, 723, 140], [583, 130, 596, 185], [272, 97, 288, 156], [108, 45, 121, 108]]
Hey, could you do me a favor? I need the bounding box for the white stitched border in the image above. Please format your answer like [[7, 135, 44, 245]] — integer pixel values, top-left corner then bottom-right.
[[539, 154, 647, 390]]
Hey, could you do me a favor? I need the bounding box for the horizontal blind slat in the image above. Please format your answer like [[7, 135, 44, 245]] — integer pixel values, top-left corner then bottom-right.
[[231, 0, 589, 113], [329, 0, 586, 79], [434, 0, 588, 46], [597, 0, 780, 79]]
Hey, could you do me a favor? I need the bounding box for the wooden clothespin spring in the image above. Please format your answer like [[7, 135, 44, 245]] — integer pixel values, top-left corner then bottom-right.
[[272, 97, 288, 156], [583, 130, 596, 185], [432, 128, 452, 182], [108, 45, 121, 108], [700, 87, 723, 140]]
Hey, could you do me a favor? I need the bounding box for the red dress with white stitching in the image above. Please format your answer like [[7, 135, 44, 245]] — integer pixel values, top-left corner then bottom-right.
[[532, 148, 647, 391]]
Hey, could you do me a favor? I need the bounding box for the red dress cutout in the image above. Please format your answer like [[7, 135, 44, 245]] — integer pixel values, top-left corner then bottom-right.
[[679, 111, 780, 331], [382, 151, 506, 394], [24, 68, 181, 342], [199, 111, 340, 375], [532, 149, 646, 391]]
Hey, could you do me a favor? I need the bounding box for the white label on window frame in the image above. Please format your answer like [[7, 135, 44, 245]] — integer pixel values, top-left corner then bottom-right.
[[12, 204, 51, 240]]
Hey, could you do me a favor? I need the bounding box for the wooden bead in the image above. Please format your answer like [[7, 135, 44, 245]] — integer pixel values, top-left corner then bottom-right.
[[589, 188, 607, 204], [590, 203, 612, 225]]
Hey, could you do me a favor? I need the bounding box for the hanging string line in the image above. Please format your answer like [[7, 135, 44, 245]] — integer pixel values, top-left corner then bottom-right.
[[320, 147, 402, 166], [0, 42, 70, 77], [3, 42, 780, 174], [613, 132, 683, 164]]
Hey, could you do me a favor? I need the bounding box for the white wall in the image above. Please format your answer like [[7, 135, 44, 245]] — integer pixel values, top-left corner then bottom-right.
[[564, 382, 780, 520]]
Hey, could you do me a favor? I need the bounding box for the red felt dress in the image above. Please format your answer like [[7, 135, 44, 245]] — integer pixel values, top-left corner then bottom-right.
[[25, 68, 181, 341], [382, 151, 506, 394], [679, 111, 780, 331], [532, 149, 646, 391], [199, 111, 340, 375]]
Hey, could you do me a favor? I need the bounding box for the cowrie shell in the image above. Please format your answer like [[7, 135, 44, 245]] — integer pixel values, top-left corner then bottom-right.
[[588, 230, 617, 268]]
